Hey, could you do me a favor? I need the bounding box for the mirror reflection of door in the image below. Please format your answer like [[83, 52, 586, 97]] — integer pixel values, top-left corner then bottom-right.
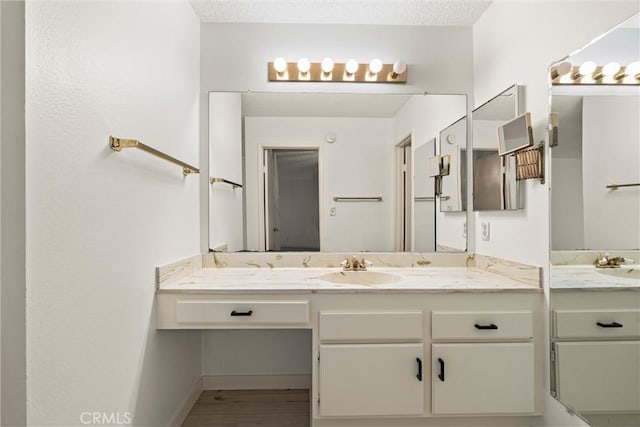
[[264, 148, 320, 252], [397, 137, 412, 251]]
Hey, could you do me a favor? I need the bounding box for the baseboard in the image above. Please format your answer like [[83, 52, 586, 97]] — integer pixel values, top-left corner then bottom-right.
[[168, 377, 203, 427], [202, 374, 311, 390]]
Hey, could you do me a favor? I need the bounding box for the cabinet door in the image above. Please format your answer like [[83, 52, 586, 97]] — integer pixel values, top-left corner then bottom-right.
[[432, 343, 534, 415], [319, 344, 424, 417], [555, 341, 640, 413]]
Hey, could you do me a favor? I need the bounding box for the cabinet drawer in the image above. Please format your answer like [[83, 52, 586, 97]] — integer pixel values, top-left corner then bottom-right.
[[432, 310, 533, 340], [319, 311, 423, 342], [554, 309, 640, 338], [175, 300, 309, 325]]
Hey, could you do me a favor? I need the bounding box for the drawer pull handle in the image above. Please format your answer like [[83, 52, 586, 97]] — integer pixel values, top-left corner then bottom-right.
[[474, 323, 498, 330], [230, 310, 253, 317], [437, 358, 445, 382], [416, 358, 423, 382], [597, 321, 623, 328]]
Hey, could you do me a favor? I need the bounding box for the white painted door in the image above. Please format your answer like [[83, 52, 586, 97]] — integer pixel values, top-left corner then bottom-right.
[[319, 344, 424, 417], [432, 343, 535, 415], [555, 341, 640, 413]]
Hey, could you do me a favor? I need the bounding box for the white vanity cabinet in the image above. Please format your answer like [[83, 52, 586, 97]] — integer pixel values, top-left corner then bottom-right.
[[431, 311, 535, 415], [317, 311, 425, 417], [551, 289, 640, 415], [157, 289, 543, 426]]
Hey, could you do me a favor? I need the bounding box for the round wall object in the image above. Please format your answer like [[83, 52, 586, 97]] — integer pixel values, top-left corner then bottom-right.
[[447, 134, 456, 144], [325, 132, 337, 143]]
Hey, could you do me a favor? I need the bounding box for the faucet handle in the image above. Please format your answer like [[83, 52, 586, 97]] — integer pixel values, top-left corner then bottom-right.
[[363, 259, 373, 267]]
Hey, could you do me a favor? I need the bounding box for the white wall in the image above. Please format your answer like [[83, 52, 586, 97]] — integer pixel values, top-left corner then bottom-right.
[[551, 96, 585, 250], [26, 2, 202, 425], [209, 93, 244, 252], [473, 1, 639, 266], [245, 116, 395, 252], [473, 2, 639, 426], [582, 96, 640, 249], [0, 1, 26, 425], [392, 94, 467, 252]]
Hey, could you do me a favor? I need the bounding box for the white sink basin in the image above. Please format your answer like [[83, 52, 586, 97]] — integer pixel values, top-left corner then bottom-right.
[[598, 268, 640, 279], [319, 271, 402, 285]]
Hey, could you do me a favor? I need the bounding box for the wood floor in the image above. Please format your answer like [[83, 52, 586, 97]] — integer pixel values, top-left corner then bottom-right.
[[182, 389, 311, 427]]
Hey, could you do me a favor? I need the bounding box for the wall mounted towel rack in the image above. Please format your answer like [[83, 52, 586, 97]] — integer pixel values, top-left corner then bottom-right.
[[333, 196, 383, 202], [210, 177, 243, 189], [606, 183, 640, 190], [109, 136, 199, 176]]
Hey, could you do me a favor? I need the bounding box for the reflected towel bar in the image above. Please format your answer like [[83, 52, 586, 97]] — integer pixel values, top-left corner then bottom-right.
[[110, 136, 199, 176], [415, 196, 451, 201], [606, 183, 640, 190], [333, 196, 383, 202], [210, 177, 243, 189]]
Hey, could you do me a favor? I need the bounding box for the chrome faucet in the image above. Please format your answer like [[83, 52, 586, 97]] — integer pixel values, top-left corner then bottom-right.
[[595, 254, 635, 268], [341, 256, 372, 271]]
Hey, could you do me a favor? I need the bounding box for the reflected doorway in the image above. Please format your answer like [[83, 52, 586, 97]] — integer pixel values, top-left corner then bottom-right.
[[396, 136, 412, 251], [264, 148, 320, 251]]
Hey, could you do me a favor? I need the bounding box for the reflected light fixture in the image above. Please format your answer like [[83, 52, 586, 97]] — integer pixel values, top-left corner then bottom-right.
[[550, 61, 572, 79], [551, 60, 639, 86], [575, 61, 597, 79], [267, 58, 407, 83], [625, 61, 640, 81]]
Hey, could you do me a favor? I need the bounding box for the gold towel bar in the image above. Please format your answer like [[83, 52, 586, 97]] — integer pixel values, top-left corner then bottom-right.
[[110, 136, 199, 176], [210, 177, 243, 189], [606, 183, 640, 190], [414, 196, 451, 201], [333, 196, 383, 202]]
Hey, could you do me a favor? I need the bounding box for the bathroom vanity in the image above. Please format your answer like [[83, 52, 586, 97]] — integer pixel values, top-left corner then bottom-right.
[[550, 262, 640, 426], [156, 253, 544, 426]]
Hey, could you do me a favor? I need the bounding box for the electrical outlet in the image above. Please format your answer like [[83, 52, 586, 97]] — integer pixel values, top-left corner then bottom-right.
[[481, 222, 491, 241], [462, 222, 467, 238], [330, 207, 336, 217]]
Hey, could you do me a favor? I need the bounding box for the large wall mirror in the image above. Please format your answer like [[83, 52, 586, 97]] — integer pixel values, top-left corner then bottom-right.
[[549, 12, 640, 427], [471, 85, 524, 211], [208, 92, 468, 254]]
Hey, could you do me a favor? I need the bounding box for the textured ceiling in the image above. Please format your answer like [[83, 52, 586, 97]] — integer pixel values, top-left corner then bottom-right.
[[190, 0, 493, 26]]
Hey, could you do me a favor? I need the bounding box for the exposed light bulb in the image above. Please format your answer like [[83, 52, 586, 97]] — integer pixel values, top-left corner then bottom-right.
[[391, 60, 407, 78], [626, 61, 640, 77], [551, 61, 572, 79], [345, 59, 359, 75], [578, 61, 597, 76], [369, 58, 383, 75], [297, 57, 310, 74], [602, 62, 621, 77], [273, 57, 287, 74], [321, 57, 334, 74]]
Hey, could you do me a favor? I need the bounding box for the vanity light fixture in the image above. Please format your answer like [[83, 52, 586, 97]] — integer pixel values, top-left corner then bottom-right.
[[321, 57, 334, 80], [344, 59, 359, 80], [267, 58, 407, 83], [369, 58, 383, 75], [273, 57, 288, 79], [551, 60, 640, 85], [297, 57, 311, 80]]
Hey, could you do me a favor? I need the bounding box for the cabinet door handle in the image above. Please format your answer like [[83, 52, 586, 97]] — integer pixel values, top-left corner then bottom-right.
[[474, 323, 498, 330], [416, 358, 423, 382], [596, 321, 623, 328], [230, 310, 253, 317], [437, 358, 445, 382]]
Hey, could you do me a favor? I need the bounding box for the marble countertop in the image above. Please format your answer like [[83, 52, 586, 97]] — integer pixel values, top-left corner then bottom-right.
[[157, 266, 541, 294], [551, 264, 640, 290]]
